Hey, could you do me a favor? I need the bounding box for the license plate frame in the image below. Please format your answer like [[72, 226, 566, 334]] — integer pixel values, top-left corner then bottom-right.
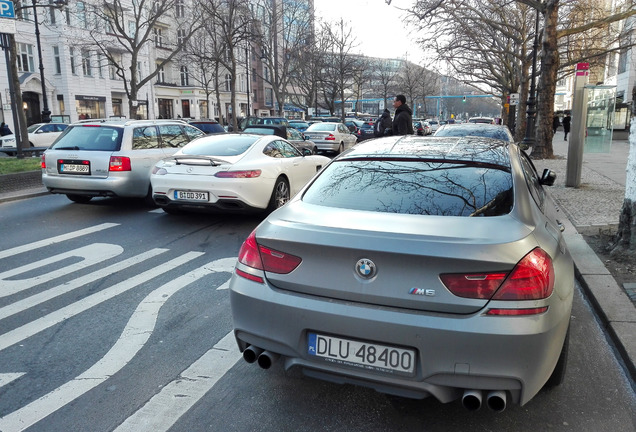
[[58, 159, 91, 175], [174, 190, 209, 202], [307, 332, 416, 377]]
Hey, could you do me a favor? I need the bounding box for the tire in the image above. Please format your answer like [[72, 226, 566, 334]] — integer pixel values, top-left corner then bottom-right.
[[267, 177, 290, 212], [337, 143, 344, 154], [143, 186, 157, 207], [66, 194, 92, 204], [545, 324, 570, 388]]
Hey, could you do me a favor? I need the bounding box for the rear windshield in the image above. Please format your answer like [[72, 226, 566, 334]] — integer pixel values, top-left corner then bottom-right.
[[303, 159, 513, 216], [181, 135, 258, 156], [50, 125, 122, 151], [435, 126, 512, 142], [191, 122, 225, 134], [307, 123, 337, 132]]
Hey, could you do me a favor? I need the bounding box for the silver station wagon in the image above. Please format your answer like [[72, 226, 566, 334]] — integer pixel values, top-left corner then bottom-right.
[[230, 135, 574, 412], [41, 119, 204, 203]]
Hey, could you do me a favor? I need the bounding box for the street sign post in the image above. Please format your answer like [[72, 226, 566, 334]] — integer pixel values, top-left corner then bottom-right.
[[509, 93, 520, 106]]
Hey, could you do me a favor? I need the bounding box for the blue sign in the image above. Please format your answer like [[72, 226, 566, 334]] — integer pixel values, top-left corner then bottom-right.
[[0, 0, 15, 19]]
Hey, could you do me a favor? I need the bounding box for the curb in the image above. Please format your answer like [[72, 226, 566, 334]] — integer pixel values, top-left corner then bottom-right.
[[0, 170, 42, 194]]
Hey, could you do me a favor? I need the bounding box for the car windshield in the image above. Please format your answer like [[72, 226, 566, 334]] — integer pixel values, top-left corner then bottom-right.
[[243, 127, 279, 136], [290, 122, 308, 128], [50, 125, 123, 151], [307, 123, 337, 132], [303, 159, 513, 216], [27, 124, 41, 133], [435, 126, 513, 142], [181, 135, 259, 156]]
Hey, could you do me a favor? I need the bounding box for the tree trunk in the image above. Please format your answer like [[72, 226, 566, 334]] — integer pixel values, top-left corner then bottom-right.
[[611, 84, 636, 254], [9, 34, 29, 154], [532, 0, 559, 159]]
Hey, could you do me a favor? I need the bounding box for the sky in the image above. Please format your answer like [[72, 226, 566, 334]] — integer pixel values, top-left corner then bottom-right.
[[313, 0, 426, 63]]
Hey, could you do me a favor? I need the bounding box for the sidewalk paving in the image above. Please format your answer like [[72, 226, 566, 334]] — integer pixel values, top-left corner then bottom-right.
[[1, 133, 635, 385]]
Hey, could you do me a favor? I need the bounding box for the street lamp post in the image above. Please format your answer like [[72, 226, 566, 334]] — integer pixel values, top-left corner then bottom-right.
[[521, 6, 541, 149], [31, 0, 52, 123]]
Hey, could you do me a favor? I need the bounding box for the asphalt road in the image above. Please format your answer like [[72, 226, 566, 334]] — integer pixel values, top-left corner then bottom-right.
[[0, 194, 634, 432]]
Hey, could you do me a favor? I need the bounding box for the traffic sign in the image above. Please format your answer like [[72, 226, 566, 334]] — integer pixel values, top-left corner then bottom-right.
[[509, 93, 520, 106], [0, 0, 15, 19]]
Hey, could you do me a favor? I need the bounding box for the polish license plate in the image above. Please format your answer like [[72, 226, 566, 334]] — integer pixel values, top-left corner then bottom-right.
[[174, 191, 209, 201], [307, 333, 416, 376], [59, 162, 90, 174]]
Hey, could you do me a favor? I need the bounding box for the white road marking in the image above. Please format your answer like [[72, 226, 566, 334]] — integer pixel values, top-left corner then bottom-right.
[[0, 223, 119, 260], [0, 251, 204, 353], [0, 248, 168, 321], [216, 278, 231, 290], [0, 257, 233, 432], [114, 331, 240, 432], [0, 373, 26, 389], [0, 243, 124, 296]]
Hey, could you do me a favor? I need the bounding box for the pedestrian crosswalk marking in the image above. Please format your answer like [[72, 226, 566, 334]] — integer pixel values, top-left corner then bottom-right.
[[0, 243, 124, 296], [0, 257, 232, 432], [0, 248, 168, 321], [0, 251, 204, 353], [0, 223, 119, 260]]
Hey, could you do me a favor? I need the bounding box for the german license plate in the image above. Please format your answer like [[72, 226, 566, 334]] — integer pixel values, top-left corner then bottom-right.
[[307, 333, 415, 376], [174, 191, 209, 201], [60, 162, 90, 174]]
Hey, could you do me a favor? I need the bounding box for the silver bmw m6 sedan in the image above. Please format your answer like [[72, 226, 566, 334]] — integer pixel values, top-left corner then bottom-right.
[[229, 135, 574, 411]]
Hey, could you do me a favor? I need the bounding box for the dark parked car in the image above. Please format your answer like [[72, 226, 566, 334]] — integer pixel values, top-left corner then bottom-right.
[[186, 119, 226, 135], [434, 123, 514, 142], [230, 135, 574, 411], [239, 116, 290, 131], [288, 121, 310, 133]]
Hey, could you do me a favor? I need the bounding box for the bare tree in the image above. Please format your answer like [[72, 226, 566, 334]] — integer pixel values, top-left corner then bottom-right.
[[288, 32, 328, 117], [84, 0, 202, 119], [373, 58, 400, 110]]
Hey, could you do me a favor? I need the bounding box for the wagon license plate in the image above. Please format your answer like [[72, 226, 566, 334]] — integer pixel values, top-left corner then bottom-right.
[[60, 163, 90, 174], [174, 191, 209, 201], [307, 333, 415, 376]]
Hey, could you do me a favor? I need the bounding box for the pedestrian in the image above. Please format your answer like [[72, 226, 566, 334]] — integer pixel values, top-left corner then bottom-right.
[[374, 109, 392, 137], [0, 122, 11, 136], [552, 115, 560, 134], [391, 94, 414, 136], [562, 114, 571, 140]]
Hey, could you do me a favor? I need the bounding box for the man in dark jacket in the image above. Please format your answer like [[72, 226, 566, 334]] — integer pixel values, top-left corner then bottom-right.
[[391, 95, 414, 135]]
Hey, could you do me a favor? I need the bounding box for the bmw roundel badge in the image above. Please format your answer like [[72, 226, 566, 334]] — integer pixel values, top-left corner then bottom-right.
[[355, 258, 376, 279]]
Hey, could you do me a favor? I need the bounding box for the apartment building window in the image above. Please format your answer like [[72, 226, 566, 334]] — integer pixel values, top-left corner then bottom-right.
[[265, 88, 273, 107], [97, 53, 104, 78], [82, 50, 92, 76], [137, 61, 143, 82], [128, 21, 136, 38], [177, 29, 186, 46], [49, 3, 56, 25], [175, 0, 185, 18], [18, 3, 31, 20], [180, 66, 189, 86], [617, 47, 628, 74], [225, 74, 232, 92], [17, 43, 35, 72], [153, 28, 163, 47], [157, 66, 165, 83], [263, 66, 270, 81], [70, 47, 76, 74], [53, 46, 61, 74], [77, 2, 87, 28]]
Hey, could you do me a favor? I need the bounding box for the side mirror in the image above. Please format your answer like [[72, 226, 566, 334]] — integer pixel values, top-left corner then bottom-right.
[[302, 148, 312, 156], [539, 169, 556, 186]]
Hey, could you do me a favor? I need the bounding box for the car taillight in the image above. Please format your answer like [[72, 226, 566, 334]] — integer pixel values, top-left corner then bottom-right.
[[41, 154, 46, 169], [236, 231, 302, 283], [215, 170, 261, 178], [109, 156, 131, 171], [325, 134, 336, 141], [440, 248, 554, 301], [492, 248, 554, 300]]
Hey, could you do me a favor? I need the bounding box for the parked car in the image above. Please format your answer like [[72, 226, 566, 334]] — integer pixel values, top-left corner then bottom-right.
[[151, 133, 330, 214], [344, 119, 365, 133], [469, 116, 496, 124], [0, 123, 69, 149], [434, 123, 514, 142], [186, 119, 226, 135], [41, 119, 204, 203], [242, 125, 317, 154], [427, 119, 440, 132], [239, 116, 290, 131], [288, 120, 310, 133], [230, 135, 574, 410], [302, 122, 357, 154], [413, 121, 432, 136], [353, 122, 375, 142]]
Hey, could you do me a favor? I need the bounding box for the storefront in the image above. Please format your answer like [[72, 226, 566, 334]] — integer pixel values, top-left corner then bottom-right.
[[75, 95, 106, 120], [158, 98, 174, 119], [112, 98, 123, 117]]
